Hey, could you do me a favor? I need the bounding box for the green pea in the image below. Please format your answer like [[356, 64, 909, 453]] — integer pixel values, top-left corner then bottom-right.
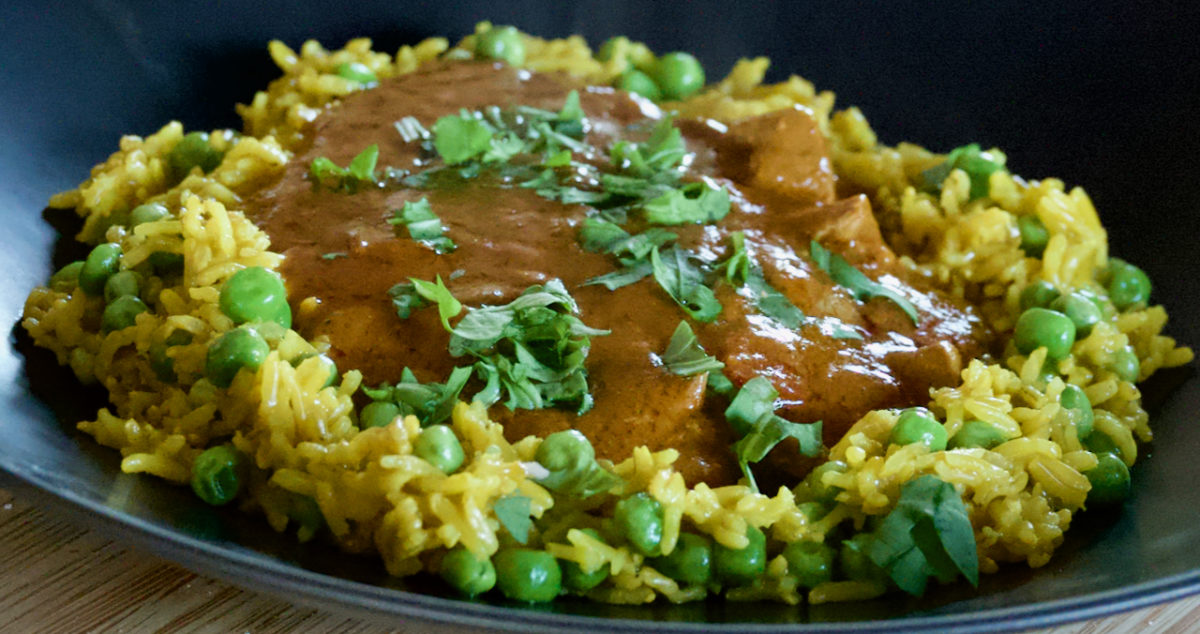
[[149, 330, 193, 383], [796, 500, 830, 523], [190, 445, 246, 506], [615, 69, 662, 102], [1086, 453, 1131, 507], [335, 61, 377, 85], [360, 401, 401, 429], [285, 492, 325, 542], [440, 547, 496, 597], [1083, 429, 1123, 459], [475, 25, 525, 66], [537, 429, 594, 470], [149, 251, 185, 275], [103, 270, 141, 303], [205, 326, 269, 388], [79, 242, 122, 296], [1019, 280, 1060, 311], [101, 295, 148, 333], [595, 36, 627, 62], [218, 266, 291, 328], [839, 533, 888, 583], [414, 424, 465, 474], [650, 532, 712, 586], [652, 52, 705, 101], [1017, 215, 1049, 257], [613, 492, 664, 556], [49, 261, 85, 292], [560, 529, 610, 592], [1051, 292, 1102, 337], [805, 460, 849, 505], [948, 419, 1008, 450], [1060, 384, 1094, 439], [1014, 307, 1077, 360], [783, 540, 836, 589], [890, 407, 948, 451], [168, 131, 224, 179], [1105, 259, 1151, 311], [129, 202, 170, 227], [713, 524, 766, 587], [1110, 346, 1141, 383], [493, 548, 562, 603]]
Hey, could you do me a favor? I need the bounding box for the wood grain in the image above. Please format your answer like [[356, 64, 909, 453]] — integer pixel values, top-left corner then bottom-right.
[[1, 487, 1196, 634]]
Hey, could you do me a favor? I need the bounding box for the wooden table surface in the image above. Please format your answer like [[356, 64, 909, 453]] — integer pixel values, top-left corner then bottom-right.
[[2, 486, 1196, 634]]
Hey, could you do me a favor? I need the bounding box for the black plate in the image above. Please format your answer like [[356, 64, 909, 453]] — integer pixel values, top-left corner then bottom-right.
[[3, 2, 1199, 631]]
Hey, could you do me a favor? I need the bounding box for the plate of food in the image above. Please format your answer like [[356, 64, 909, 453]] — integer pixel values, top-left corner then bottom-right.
[[3, 3, 1199, 632]]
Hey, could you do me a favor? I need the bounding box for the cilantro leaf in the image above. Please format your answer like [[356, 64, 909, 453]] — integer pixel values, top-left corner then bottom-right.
[[650, 246, 723, 322], [642, 181, 731, 225], [410, 275, 462, 331], [361, 366, 472, 426], [388, 281, 428, 318], [810, 240, 919, 325], [724, 376, 823, 493], [387, 198, 456, 253], [321, 252, 347, 260], [308, 144, 379, 193], [866, 474, 979, 596], [660, 320, 724, 377], [492, 494, 533, 544], [583, 259, 653, 290], [579, 218, 677, 260], [432, 111, 495, 164]]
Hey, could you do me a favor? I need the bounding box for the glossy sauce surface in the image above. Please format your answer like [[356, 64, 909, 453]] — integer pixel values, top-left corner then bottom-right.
[[246, 61, 990, 486]]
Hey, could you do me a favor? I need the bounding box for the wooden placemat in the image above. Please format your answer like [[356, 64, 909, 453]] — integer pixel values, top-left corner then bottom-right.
[[1, 487, 1195, 633]]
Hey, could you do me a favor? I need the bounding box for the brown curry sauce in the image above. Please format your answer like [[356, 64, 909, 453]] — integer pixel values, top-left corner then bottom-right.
[[246, 61, 990, 486]]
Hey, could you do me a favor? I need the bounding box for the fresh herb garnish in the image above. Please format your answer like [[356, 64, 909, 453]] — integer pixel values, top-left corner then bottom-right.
[[407, 278, 609, 414], [492, 494, 534, 544], [659, 321, 724, 376], [642, 179, 731, 225], [650, 246, 723, 322], [583, 259, 654, 290], [320, 252, 348, 260], [865, 474, 980, 596], [388, 281, 427, 318], [919, 143, 1006, 201], [361, 366, 472, 426], [387, 198, 456, 253], [309, 144, 380, 193], [724, 376, 823, 492], [578, 218, 677, 259], [809, 240, 919, 325]]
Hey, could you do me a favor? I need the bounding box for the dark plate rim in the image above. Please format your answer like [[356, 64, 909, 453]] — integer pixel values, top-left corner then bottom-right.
[[3, 450, 1198, 634]]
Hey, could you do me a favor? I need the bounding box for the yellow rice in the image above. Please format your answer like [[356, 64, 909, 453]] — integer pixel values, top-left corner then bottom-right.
[[21, 23, 1193, 605]]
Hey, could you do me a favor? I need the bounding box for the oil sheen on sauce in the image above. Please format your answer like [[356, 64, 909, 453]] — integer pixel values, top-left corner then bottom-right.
[[245, 61, 990, 487]]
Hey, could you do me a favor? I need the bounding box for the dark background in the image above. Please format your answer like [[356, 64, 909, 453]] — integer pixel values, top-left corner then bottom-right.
[[2, 1, 1199, 631]]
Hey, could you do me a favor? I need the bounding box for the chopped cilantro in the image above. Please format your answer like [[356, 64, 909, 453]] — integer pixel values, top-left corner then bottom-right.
[[578, 218, 676, 259], [650, 246, 723, 322], [492, 494, 533, 544], [809, 240, 919, 325], [866, 474, 980, 596], [410, 275, 462, 331], [432, 111, 496, 164], [583, 259, 653, 290], [919, 143, 1006, 201], [320, 252, 347, 260], [642, 180, 731, 225], [387, 281, 428, 319], [409, 278, 609, 414], [387, 198, 456, 253], [725, 376, 823, 493], [308, 144, 379, 193], [659, 321, 724, 376], [361, 366, 472, 426]]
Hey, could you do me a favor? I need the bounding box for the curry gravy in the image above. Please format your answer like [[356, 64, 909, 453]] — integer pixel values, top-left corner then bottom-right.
[[246, 61, 990, 486]]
